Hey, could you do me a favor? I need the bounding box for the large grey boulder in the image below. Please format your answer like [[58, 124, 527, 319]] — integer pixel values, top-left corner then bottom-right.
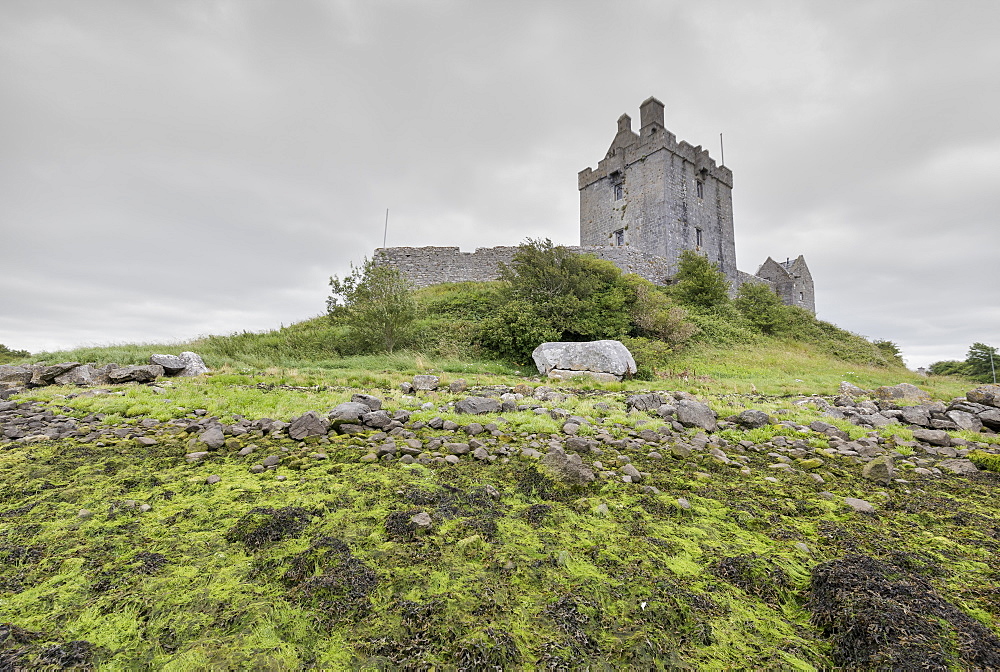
[[108, 364, 164, 383], [54, 364, 97, 386], [968, 385, 1000, 408], [912, 428, 951, 446], [40, 362, 81, 384], [946, 410, 982, 432], [532, 340, 637, 382], [288, 411, 330, 439], [674, 399, 718, 432], [150, 354, 187, 375], [899, 405, 931, 427], [839, 381, 867, 397], [178, 352, 209, 377], [455, 397, 501, 415], [0, 365, 32, 386], [979, 408, 1000, 430], [328, 402, 371, 428]]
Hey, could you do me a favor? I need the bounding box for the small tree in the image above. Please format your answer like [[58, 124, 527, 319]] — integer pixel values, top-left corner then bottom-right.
[[673, 250, 730, 310], [733, 281, 784, 334], [0, 344, 30, 364], [328, 258, 416, 353], [966, 342, 998, 383]]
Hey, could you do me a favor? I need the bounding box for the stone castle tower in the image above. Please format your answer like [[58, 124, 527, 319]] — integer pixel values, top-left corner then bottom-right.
[[578, 96, 738, 285], [375, 95, 815, 313]]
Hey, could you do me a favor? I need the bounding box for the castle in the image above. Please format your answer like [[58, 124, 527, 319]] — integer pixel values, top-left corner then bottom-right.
[[376, 96, 815, 312]]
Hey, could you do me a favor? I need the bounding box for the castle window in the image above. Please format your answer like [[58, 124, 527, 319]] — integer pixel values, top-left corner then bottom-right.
[[613, 183, 624, 201], [696, 181, 704, 199], [799, 292, 804, 302], [695, 228, 703, 247], [614, 229, 625, 246]]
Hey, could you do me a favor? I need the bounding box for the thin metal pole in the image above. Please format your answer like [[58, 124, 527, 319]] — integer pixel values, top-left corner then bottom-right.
[[719, 133, 725, 166], [383, 208, 389, 249]]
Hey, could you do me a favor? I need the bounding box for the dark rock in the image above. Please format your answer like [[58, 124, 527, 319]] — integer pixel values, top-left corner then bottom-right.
[[946, 410, 982, 432], [912, 428, 951, 446], [626, 393, 664, 413], [108, 364, 164, 383], [0, 365, 32, 386], [149, 354, 187, 374], [199, 426, 226, 450], [968, 385, 1000, 408], [675, 399, 718, 431], [733, 409, 771, 429], [351, 394, 382, 411], [899, 405, 931, 427], [361, 410, 392, 429], [41, 362, 81, 383], [937, 458, 979, 475], [455, 397, 501, 415], [565, 436, 597, 453], [288, 411, 330, 440], [329, 402, 371, 427], [448, 379, 468, 394], [979, 408, 1000, 430], [874, 383, 930, 403]]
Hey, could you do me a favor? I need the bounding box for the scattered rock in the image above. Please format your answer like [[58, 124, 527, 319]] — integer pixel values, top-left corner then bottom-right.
[[912, 428, 951, 446], [874, 383, 930, 403], [540, 449, 595, 485], [937, 459, 979, 476], [198, 426, 226, 450], [206, 475, 221, 485], [674, 399, 718, 431], [862, 456, 896, 484], [455, 397, 501, 415], [412, 375, 440, 391], [844, 497, 875, 513]]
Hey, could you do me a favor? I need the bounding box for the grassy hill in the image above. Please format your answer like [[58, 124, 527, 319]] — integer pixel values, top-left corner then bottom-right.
[[2, 281, 997, 669]]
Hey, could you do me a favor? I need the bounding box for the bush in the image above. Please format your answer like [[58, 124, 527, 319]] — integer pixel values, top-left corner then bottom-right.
[[673, 250, 730, 310], [0, 343, 30, 364], [627, 276, 699, 346], [328, 258, 417, 354], [733, 281, 785, 335]]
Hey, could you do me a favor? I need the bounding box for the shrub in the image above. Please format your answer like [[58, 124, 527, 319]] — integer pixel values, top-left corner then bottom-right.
[[733, 281, 785, 335], [0, 343, 30, 363], [328, 258, 417, 354], [673, 250, 730, 310]]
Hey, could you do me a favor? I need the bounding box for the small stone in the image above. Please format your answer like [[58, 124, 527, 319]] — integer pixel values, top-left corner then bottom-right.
[[78, 509, 93, 519], [794, 542, 811, 554], [359, 453, 378, 463], [206, 475, 221, 485], [621, 463, 642, 482], [250, 464, 266, 473], [844, 497, 875, 513], [237, 445, 255, 456], [262, 455, 281, 467], [411, 511, 433, 531], [676, 497, 691, 510], [186, 451, 210, 463], [444, 454, 460, 464], [135, 436, 157, 447], [275, 474, 287, 481], [139, 503, 152, 513]]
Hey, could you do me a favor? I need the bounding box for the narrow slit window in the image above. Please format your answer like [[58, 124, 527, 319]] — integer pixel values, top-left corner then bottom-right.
[[799, 291, 804, 302], [613, 183, 624, 201], [614, 229, 625, 246], [695, 228, 703, 247], [696, 181, 704, 198]]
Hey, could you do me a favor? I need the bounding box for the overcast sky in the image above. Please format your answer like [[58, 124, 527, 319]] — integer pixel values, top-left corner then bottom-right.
[[2, 0, 997, 369]]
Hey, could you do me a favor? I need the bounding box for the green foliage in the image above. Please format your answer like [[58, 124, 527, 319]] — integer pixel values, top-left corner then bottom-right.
[[734, 281, 785, 335], [328, 258, 417, 354], [965, 342, 998, 383], [967, 450, 1000, 473], [673, 250, 730, 310], [0, 343, 30, 363], [626, 275, 699, 346], [873, 340, 905, 367], [479, 239, 636, 362], [929, 360, 969, 377]]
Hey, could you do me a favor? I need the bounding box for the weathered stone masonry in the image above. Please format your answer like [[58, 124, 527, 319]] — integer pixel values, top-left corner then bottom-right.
[[374, 96, 816, 313]]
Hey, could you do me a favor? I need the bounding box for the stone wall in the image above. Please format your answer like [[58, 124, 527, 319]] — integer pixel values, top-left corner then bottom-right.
[[375, 245, 677, 288]]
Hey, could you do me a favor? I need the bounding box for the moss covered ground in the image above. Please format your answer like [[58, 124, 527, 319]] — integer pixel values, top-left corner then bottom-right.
[[2, 371, 1000, 670]]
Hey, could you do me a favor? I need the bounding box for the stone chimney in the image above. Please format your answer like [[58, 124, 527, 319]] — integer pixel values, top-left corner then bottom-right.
[[639, 96, 665, 130]]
